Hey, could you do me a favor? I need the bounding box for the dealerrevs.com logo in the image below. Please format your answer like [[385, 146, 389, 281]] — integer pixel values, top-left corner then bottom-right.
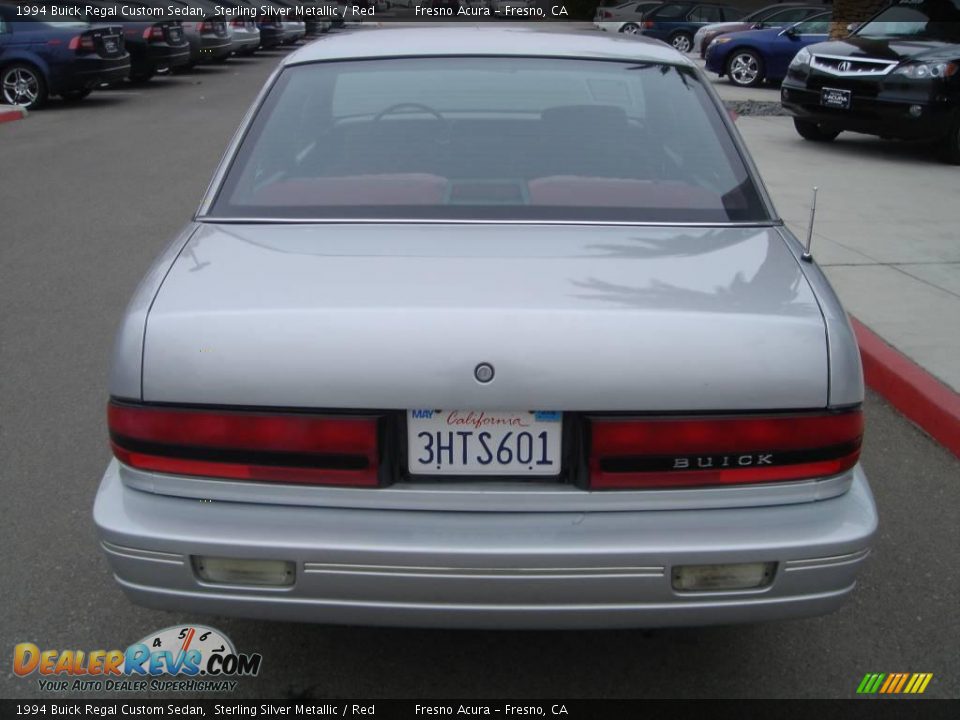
[[13, 625, 262, 693]]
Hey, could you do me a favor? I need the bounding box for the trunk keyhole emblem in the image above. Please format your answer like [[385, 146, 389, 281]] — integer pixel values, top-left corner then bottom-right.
[[474, 363, 495, 384]]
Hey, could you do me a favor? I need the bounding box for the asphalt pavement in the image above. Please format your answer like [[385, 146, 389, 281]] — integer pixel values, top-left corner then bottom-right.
[[1, 29, 958, 700]]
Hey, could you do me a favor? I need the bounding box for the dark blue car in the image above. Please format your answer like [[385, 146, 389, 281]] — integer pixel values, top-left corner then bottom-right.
[[640, 2, 743, 53], [705, 12, 832, 87], [0, 7, 131, 109]]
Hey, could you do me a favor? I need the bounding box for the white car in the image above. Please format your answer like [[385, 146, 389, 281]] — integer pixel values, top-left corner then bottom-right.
[[595, 1, 663, 34]]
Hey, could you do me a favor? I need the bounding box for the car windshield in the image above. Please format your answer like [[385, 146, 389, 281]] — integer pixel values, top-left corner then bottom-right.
[[212, 57, 769, 223], [857, 0, 960, 39]]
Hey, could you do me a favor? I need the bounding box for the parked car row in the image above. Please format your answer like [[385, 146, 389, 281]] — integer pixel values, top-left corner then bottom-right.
[[0, 0, 334, 109], [595, 1, 745, 50], [595, 0, 959, 163]]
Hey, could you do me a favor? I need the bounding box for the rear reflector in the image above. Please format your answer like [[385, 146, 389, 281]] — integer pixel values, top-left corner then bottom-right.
[[193, 556, 295, 586], [672, 563, 775, 592], [589, 410, 863, 489], [108, 401, 379, 486]]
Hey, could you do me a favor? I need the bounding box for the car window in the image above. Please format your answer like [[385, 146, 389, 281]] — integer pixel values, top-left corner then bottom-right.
[[765, 7, 817, 23], [857, 0, 960, 40], [746, 4, 788, 22], [792, 15, 831, 33], [212, 57, 769, 224], [648, 4, 691, 19], [690, 6, 723, 22]]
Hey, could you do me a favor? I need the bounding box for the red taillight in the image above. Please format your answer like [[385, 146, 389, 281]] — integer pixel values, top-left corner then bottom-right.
[[143, 24, 165, 41], [68, 34, 96, 52], [231, 19, 245, 27], [643, 20, 654, 29], [108, 401, 380, 487], [601, 10, 612, 18], [589, 410, 863, 489]]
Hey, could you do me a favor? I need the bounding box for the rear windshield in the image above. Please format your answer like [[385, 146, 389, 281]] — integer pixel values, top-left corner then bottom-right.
[[211, 57, 770, 223]]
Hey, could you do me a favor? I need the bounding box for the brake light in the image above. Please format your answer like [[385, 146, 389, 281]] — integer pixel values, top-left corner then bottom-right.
[[643, 20, 654, 29], [197, 21, 211, 32], [143, 24, 165, 41], [231, 19, 245, 28], [588, 410, 863, 489], [601, 10, 611, 18], [108, 401, 380, 487], [68, 34, 96, 52]]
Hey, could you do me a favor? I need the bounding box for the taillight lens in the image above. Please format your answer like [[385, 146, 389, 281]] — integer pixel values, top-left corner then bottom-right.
[[108, 401, 380, 486], [143, 24, 165, 41], [68, 34, 96, 52], [643, 20, 654, 29], [601, 10, 611, 18], [231, 19, 245, 28], [589, 409, 863, 489]]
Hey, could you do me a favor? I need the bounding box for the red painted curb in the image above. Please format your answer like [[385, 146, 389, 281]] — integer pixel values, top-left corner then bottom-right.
[[851, 316, 960, 458], [0, 105, 28, 124]]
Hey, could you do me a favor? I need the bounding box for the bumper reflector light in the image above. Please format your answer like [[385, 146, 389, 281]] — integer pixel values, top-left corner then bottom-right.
[[193, 556, 295, 586], [672, 562, 775, 592]]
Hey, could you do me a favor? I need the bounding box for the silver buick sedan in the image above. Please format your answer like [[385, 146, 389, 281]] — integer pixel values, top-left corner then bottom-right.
[[94, 27, 877, 628]]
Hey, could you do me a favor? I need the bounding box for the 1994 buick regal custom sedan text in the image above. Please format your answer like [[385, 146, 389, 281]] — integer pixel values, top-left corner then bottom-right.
[[94, 27, 877, 629]]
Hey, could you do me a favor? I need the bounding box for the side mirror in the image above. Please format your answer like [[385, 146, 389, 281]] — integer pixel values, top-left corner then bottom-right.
[[846, 22, 860, 33], [751, 22, 762, 29], [781, 26, 799, 39]]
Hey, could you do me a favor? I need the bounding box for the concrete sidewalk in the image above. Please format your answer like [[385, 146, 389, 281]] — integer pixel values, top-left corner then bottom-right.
[[697, 64, 960, 453], [735, 116, 960, 396], [696, 60, 959, 390]]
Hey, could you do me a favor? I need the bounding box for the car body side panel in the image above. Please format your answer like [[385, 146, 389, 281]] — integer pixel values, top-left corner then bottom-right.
[[777, 226, 864, 408], [108, 224, 199, 401]]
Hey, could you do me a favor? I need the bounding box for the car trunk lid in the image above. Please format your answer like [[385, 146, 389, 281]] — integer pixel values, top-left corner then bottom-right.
[[141, 223, 828, 411]]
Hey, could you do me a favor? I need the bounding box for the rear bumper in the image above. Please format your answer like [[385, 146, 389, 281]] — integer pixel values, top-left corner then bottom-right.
[[53, 56, 131, 92], [781, 83, 958, 140], [198, 37, 233, 62], [94, 460, 877, 629], [145, 45, 191, 70], [230, 36, 260, 53]]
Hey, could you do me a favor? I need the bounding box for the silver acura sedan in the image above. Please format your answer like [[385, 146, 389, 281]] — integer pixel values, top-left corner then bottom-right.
[[94, 27, 877, 629]]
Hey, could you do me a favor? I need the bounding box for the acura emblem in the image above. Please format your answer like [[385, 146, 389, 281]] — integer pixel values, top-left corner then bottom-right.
[[838, 61, 852, 72], [474, 362, 495, 384]]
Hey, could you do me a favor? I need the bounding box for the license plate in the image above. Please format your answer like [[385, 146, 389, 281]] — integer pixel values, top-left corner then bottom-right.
[[104, 37, 118, 53], [407, 410, 562, 476], [170, 29, 182, 42], [821, 87, 851, 109]]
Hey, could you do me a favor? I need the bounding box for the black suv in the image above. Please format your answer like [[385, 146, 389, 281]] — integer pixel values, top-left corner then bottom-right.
[[781, 0, 960, 163]]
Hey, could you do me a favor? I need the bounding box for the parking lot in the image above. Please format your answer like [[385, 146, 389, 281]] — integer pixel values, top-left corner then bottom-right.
[[2, 25, 959, 700]]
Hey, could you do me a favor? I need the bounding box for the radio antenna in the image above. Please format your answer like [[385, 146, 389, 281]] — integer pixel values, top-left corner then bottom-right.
[[802, 187, 818, 263]]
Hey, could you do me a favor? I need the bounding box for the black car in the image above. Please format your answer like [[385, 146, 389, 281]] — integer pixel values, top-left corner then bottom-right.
[[0, 5, 130, 108], [80, 1, 190, 82], [781, 0, 960, 163]]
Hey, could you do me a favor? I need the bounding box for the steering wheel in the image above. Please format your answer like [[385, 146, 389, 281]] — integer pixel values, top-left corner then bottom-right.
[[373, 102, 446, 124]]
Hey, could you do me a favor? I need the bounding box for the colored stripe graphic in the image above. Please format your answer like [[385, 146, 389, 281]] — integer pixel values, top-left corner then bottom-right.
[[858, 673, 933, 694]]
